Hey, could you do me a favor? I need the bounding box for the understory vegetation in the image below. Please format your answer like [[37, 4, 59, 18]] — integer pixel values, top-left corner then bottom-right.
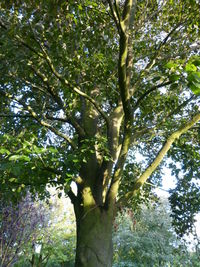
[[1, 193, 199, 267]]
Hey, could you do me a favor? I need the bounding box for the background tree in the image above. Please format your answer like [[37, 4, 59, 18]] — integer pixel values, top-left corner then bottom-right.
[[0, 194, 44, 267], [113, 199, 200, 267], [0, 1, 200, 266], [14, 193, 76, 267]]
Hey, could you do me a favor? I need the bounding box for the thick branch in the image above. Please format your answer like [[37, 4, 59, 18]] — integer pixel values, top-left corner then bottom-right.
[[99, 102, 124, 201], [122, 0, 134, 29], [127, 112, 200, 198], [104, 0, 135, 207], [105, 119, 132, 207], [44, 114, 84, 137], [126, 1, 136, 96], [118, 0, 134, 117]]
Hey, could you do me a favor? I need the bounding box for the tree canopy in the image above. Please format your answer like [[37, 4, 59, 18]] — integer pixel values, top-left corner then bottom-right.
[[0, 1, 200, 265]]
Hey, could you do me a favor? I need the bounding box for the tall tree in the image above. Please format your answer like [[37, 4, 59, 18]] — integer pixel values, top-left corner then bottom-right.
[[0, 1, 200, 266]]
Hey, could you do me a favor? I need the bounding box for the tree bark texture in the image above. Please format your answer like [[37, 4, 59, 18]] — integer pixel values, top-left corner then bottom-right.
[[74, 204, 113, 267]]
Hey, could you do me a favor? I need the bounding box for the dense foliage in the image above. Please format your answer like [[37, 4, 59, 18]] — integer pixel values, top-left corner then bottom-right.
[[0, 1, 200, 266]]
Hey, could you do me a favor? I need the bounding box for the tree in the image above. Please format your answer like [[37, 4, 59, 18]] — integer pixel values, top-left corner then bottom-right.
[[113, 200, 194, 267], [0, 1, 200, 266], [0, 194, 44, 267], [15, 193, 76, 267]]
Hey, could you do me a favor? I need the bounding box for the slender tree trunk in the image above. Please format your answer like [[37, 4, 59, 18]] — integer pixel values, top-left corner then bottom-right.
[[74, 204, 114, 267]]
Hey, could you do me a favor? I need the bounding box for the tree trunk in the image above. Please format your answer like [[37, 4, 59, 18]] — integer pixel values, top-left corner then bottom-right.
[[74, 205, 113, 267]]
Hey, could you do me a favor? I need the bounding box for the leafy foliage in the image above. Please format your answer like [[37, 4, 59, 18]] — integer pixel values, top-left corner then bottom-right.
[[0, 1, 200, 263], [113, 200, 200, 267]]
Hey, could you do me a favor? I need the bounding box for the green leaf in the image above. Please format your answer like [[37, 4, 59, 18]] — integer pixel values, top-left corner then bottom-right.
[[33, 146, 47, 154], [188, 72, 200, 95], [9, 177, 17, 182], [9, 155, 30, 162], [48, 147, 58, 153], [78, 4, 83, 10], [83, 157, 87, 163], [185, 63, 197, 72], [192, 72, 200, 83], [0, 148, 11, 155], [192, 59, 200, 66], [189, 82, 200, 95], [169, 74, 180, 82], [165, 61, 178, 69]]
